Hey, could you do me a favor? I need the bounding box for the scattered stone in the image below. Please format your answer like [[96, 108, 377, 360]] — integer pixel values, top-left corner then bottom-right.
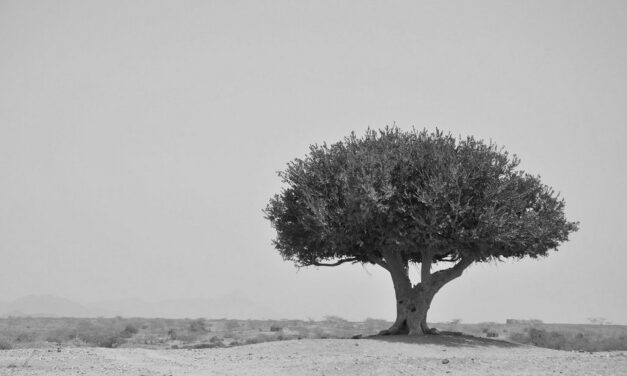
[[442, 359, 450, 364]]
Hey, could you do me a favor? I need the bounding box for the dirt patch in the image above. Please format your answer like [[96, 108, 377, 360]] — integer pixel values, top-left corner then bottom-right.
[[0, 337, 625, 375]]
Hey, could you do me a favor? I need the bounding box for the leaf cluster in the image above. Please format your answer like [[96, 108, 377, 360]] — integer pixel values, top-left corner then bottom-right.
[[264, 127, 578, 267]]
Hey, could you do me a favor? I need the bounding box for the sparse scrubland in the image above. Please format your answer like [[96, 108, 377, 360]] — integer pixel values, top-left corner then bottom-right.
[[0, 316, 625, 352], [437, 321, 627, 352], [0, 316, 388, 350]]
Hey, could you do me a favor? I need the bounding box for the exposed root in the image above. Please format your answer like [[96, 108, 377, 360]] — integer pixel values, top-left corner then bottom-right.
[[379, 320, 439, 336], [378, 320, 409, 335], [424, 327, 439, 335]]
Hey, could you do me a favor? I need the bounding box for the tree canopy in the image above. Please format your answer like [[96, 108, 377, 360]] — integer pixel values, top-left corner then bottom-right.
[[265, 127, 578, 270]]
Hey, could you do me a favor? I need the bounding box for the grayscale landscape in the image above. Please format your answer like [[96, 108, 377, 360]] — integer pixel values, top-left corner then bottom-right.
[[1, 0, 626, 375]]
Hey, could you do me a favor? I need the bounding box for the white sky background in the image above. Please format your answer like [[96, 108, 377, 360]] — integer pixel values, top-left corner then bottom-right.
[[1, 0, 626, 324]]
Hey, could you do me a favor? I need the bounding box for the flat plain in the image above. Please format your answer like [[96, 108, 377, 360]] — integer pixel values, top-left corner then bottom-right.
[[1, 318, 626, 375], [1, 336, 626, 376]]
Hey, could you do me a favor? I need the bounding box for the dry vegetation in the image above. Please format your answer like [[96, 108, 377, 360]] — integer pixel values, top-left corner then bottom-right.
[[0, 316, 388, 351], [437, 320, 627, 352], [0, 316, 625, 353]]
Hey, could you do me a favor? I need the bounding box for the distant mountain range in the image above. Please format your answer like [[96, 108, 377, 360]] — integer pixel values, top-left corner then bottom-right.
[[0, 291, 279, 319]]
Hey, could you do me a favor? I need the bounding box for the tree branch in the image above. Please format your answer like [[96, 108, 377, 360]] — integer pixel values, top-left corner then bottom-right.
[[382, 249, 408, 274], [420, 247, 433, 283], [437, 253, 461, 262], [429, 257, 474, 288], [310, 257, 360, 267], [366, 252, 389, 270]]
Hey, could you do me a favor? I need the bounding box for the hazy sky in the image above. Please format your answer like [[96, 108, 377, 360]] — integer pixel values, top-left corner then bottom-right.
[[1, 0, 626, 324]]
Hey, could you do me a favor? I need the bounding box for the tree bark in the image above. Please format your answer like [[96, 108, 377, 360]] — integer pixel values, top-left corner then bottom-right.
[[378, 253, 472, 335], [380, 279, 437, 335]]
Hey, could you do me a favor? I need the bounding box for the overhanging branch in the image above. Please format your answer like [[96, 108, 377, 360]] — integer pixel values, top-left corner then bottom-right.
[[366, 252, 389, 270], [438, 254, 461, 262], [429, 257, 474, 287], [310, 257, 360, 267]]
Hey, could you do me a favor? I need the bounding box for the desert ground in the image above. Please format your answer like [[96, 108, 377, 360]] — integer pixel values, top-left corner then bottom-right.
[[1, 335, 626, 376]]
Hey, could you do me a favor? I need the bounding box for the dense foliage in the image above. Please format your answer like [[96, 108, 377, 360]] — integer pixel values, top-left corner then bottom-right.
[[265, 127, 578, 268]]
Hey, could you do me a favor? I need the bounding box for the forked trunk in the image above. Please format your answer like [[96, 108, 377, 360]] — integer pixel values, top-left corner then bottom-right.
[[375, 251, 471, 335], [381, 284, 436, 335]]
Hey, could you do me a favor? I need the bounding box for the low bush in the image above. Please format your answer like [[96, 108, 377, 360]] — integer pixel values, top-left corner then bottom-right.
[[172, 331, 201, 343], [167, 328, 177, 340], [479, 326, 499, 338], [245, 333, 273, 345], [45, 329, 75, 344], [121, 324, 139, 337], [244, 337, 260, 345], [189, 319, 208, 333], [509, 328, 627, 352], [209, 336, 224, 345], [0, 336, 13, 350]]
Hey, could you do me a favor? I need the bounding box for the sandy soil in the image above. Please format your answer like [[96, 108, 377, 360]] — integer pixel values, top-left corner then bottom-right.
[[1, 335, 625, 376]]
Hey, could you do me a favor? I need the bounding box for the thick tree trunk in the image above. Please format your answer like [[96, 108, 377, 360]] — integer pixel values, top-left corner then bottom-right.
[[380, 283, 437, 335], [377, 252, 472, 336]]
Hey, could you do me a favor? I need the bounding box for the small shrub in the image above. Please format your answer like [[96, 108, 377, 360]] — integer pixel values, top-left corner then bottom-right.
[[89, 334, 125, 348], [509, 331, 530, 344], [13, 332, 35, 343], [270, 325, 282, 332], [46, 329, 74, 344], [209, 336, 224, 344], [174, 332, 201, 343], [189, 319, 208, 333], [245, 337, 259, 345], [247, 333, 272, 344], [528, 328, 567, 350], [308, 327, 326, 339], [74, 322, 127, 348], [0, 336, 13, 350], [167, 329, 178, 340], [141, 334, 160, 345], [121, 324, 139, 338]]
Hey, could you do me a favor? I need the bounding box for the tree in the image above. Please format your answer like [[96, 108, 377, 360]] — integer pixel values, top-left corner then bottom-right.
[[264, 127, 578, 335]]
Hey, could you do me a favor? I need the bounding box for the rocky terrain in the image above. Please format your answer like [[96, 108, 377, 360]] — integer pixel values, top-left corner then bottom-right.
[[1, 335, 625, 376]]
